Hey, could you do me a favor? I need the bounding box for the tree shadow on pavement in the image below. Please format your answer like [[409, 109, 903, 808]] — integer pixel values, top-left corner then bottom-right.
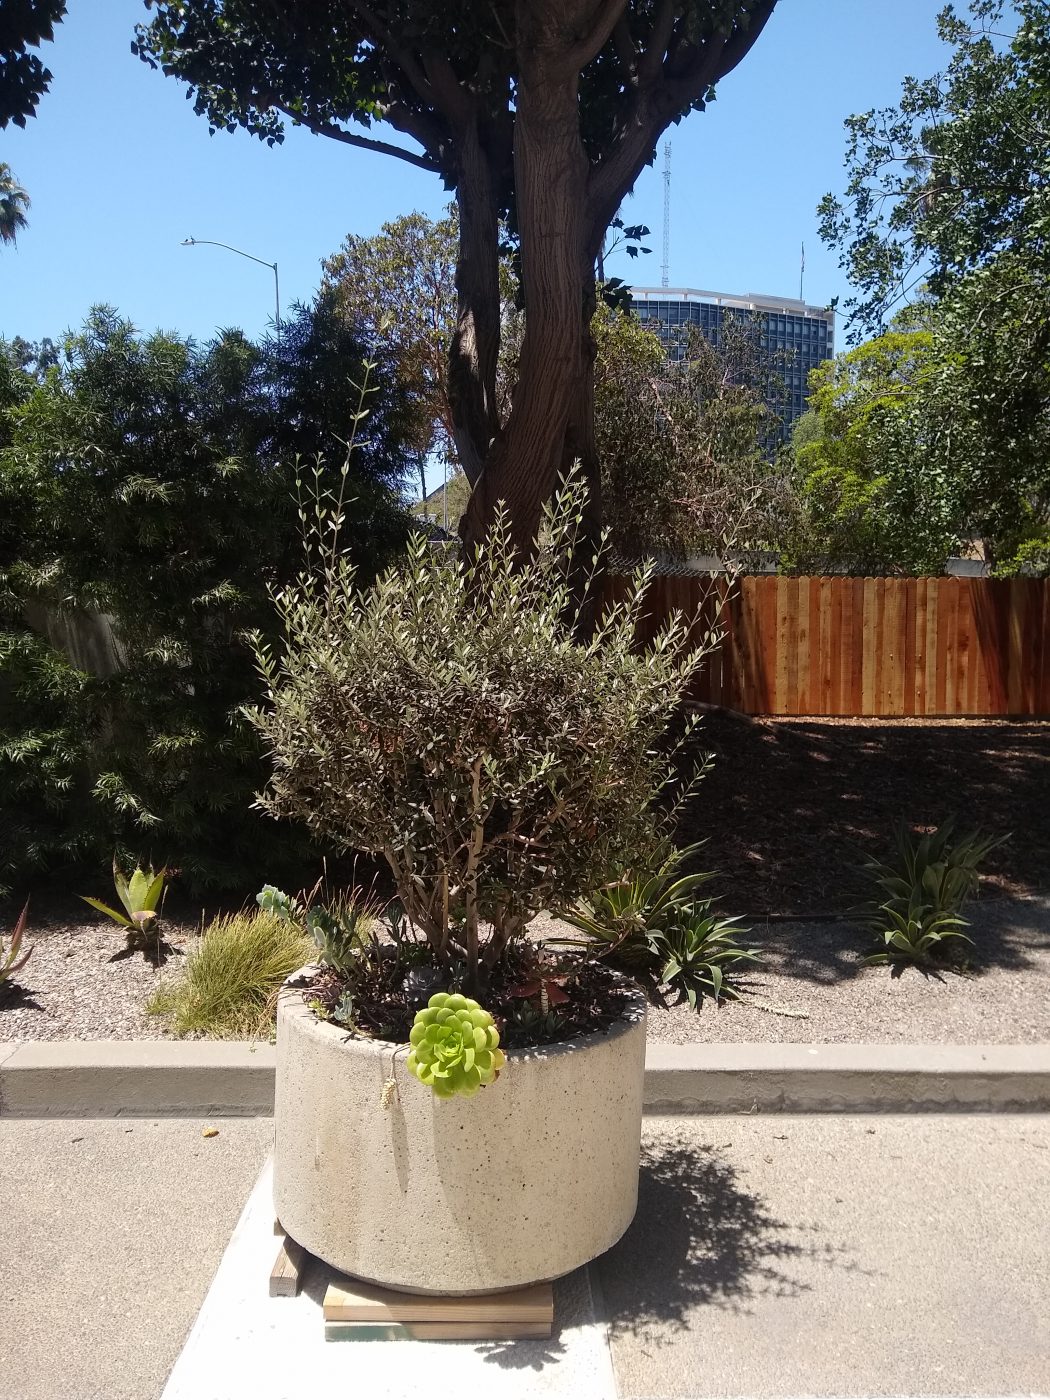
[[597, 1134, 853, 1345]]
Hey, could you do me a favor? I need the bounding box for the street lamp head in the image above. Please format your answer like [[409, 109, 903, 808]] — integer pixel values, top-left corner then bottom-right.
[[181, 237, 197, 246]]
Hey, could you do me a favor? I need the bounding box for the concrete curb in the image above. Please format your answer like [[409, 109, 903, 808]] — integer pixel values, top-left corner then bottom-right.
[[2, 1040, 1049, 1117], [644, 1043, 1050, 1114], [0, 1041, 276, 1117]]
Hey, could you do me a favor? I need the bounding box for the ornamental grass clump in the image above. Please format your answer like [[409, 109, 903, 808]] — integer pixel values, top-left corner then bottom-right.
[[249, 466, 716, 996], [148, 910, 312, 1039]]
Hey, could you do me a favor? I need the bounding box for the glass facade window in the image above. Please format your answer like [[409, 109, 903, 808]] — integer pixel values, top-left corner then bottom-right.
[[629, 288, 836, 453]]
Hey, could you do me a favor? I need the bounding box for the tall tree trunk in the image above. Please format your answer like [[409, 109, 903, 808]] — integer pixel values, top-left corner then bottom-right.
[[460, 12, 595, 557], [448, 123, 502, 486]]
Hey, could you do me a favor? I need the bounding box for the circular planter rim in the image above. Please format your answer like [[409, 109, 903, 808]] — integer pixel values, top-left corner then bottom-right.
[[279, 962, 647, 1063]]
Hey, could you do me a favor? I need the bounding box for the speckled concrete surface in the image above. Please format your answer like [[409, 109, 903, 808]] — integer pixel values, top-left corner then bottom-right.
[[600, 1114, 1050, 1398], [0, 1116, 272, 1400]]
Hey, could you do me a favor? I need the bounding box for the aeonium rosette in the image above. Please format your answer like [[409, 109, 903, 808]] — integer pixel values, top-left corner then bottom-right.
[[407, 992, 506, 1099]]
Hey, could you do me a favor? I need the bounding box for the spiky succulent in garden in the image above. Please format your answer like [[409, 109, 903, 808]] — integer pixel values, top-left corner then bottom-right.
[[1, 903, 32, 988], [81, 858, 169, 945], [407, 993, 506, 1100]]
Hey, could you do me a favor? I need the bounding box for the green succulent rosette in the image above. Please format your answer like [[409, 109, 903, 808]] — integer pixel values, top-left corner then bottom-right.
[[406, 992, 506, 1099]]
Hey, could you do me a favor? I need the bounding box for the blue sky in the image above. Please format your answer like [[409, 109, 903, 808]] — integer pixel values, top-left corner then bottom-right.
[[2, 1, 951, 347]]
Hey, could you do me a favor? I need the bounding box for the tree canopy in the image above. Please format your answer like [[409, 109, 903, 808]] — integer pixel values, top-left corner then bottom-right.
[[135, 1, 779, 550], [0, 1, 66, 129], [819, 0, 1050, 338], [812, 0, 1050, 575]]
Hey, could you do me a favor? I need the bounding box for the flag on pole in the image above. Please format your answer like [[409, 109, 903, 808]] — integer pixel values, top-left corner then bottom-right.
[[800, 242, 805, 300]]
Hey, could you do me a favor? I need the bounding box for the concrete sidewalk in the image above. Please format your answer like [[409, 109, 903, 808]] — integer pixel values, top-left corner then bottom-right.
[[3, 1114, 1049, 1399], [0, 1116, 272, 1400], [600, 1115, 1050, 1398]]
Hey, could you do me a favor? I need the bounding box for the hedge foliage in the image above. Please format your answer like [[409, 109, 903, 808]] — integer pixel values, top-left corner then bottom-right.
[[0, 301, 415, 895]]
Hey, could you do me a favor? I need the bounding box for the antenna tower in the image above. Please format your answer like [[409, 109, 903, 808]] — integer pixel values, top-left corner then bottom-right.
[[660, 141, 671, 288]]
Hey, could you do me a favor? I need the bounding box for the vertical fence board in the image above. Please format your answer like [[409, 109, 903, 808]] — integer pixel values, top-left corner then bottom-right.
[[859, 581, 874, 715], [902, 579, 917, 715], [850, 578, 865, 715], [1007, 579, 1024, 715], [606, 575, 1049, 718], [819, 577, 834, 714], [914, 579, 928, 715], [834, 576, 850, 717]]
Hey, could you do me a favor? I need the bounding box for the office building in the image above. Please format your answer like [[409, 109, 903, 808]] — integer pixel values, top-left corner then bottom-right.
[[629, 286, 835, 444]]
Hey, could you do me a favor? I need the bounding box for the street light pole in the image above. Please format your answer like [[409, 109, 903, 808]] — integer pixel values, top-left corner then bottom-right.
[[181, 237, 280, 330]]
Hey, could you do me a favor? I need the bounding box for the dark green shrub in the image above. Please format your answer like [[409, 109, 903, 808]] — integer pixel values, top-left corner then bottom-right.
[[0, 303, 415, 894]]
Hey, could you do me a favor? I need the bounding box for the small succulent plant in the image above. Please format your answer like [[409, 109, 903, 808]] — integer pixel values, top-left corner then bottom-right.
[[82, 857, 169, 944], [407, 992, 506, 1100], [1, 902, 33, 988]]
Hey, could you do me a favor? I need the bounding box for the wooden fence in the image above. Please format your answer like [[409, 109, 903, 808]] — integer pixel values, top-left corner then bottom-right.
[[610, 575, 1050, 718]]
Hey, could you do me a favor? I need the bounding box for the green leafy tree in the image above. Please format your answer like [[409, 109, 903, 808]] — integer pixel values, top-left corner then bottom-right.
[[0, 163, 30, 245], [0, 0, 65, 128], [135, 1, 779, 552], [596, 308, 792, 559], [785, 327, 964, 575], [820, 0, 1050, 335], [0, 0, 67, 232], [0, 301, 413, 894], [817, 1, 1050, 572], [323, 209, 786, 557], [322, 207, 526, 497], [322, 211, 458, 492]]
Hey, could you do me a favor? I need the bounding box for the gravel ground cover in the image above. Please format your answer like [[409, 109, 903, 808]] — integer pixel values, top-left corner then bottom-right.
[[4, 895, 1048, 1044], [0, 910, 199, 1041], [533, 895, 1050, 1044]]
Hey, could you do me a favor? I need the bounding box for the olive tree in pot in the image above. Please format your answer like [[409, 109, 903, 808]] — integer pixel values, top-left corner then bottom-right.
[[250, 468, 715, 1294]]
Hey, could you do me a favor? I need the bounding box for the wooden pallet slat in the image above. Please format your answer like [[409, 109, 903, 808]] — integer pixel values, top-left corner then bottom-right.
[[269, 1236, 307, 1298]]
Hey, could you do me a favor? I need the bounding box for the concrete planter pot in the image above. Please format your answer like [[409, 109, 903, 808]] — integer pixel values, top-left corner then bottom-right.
[[273, 969, 647, 1295]]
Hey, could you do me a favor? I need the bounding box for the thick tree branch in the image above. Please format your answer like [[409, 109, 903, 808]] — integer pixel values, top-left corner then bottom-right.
[[422, 50, 476, 124], [273, 102, 440, 171], [566, 0, 630, 70], [345, 0, 437, 107], [613, 14, 639, 78], [588, 1, 778, 240], [637, 0, 677, 85]]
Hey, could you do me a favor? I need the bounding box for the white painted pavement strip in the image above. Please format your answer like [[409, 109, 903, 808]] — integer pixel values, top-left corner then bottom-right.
[[161, 1157, 619, 1400]]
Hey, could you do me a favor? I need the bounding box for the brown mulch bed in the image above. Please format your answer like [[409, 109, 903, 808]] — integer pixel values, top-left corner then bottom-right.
[[682, 713, 1050, 917]]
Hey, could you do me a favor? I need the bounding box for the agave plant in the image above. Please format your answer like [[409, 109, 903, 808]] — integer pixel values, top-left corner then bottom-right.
[[649, 907, 762, 1009], [1, 903, 33, 988], [556, 842, 714, 965], [859, 820, 1005, 967], [82, 858, 169, 946], [862, 899, 974, 967], [862, 820, 1002, 914]]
